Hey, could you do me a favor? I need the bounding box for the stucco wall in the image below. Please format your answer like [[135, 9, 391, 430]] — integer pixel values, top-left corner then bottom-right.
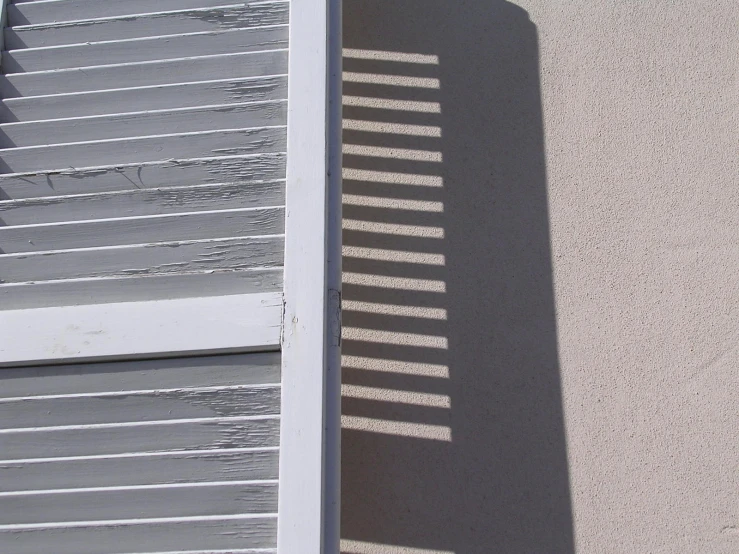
[[340, 2, 738, 553]]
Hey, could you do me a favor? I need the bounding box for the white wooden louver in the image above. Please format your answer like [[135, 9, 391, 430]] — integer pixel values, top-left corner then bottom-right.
[[0, 0, 341, 552]]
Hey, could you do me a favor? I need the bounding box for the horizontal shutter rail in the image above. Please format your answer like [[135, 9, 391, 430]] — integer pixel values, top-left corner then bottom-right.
[[0, 292, 284, 367]]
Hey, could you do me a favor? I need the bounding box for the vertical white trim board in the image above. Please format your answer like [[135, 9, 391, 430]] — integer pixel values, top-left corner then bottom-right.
[[277, 0, 342, 551]]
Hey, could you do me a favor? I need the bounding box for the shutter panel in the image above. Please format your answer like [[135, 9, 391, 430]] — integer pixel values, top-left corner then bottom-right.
[[0, 0, 341, 552]]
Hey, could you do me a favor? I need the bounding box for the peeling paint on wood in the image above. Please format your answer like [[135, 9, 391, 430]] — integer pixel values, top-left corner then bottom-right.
[[0, 126, 287, 174], [0, 516, 278, 554], [4, 482, 279, 528], [5, 3, 290, 49], [3, 26, 289, 74], [0, 154, 287, 200], [0, 416, 281, 460], [0, 181, 286, 225], [0, 76, 288, 123], [0, 448, 279, 492], [0, 0, 289, 550], [0, 49, 288, 98], [8, 0, 279, 27], [0, 386, 281, 428], [0, 353, 281, 397], [0, 100, 287, 148], [0, 235, 284, 283], [0, 482, 279, 525], [0, 207, 285, 253], [0, 269, 284, 310]]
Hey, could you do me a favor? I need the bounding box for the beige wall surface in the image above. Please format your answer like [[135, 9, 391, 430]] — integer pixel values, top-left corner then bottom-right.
[[339, 1, 738, 553]]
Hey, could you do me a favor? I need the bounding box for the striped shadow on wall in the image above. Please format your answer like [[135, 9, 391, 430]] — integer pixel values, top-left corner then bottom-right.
[[341, 48, 450, 443]]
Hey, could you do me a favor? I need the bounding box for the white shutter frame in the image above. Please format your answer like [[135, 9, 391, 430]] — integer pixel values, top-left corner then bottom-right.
[[277, 0, 342, 550]]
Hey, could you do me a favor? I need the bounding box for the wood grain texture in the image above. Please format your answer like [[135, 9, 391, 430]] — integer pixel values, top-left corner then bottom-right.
[[0, 352, 280, 398], [0, 154, 286, 199], [0, 353, 282, 551], [0, 100, 286, 148], [5, 2, 289, 49], [0, 4, 288, 549], [0, 482, 278, 524], [0, 181, 285, 225], [3, 26, 288, 73], [0, 448, 279, 491], [0, 207, 284, 253], [8, 0, 276, 26], [0, 75, 288, 123], [0, 416, 281, 460], [0, 49, 287, 97], [0, 386, 281, 429], [0, 235, 284, 283], [0, 516, 278, 554], [0, 268, 284, 310], [0, 126, 287, 173]]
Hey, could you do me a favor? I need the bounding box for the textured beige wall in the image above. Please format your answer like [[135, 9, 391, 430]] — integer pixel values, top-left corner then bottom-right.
[[340, 1, 738, 553]]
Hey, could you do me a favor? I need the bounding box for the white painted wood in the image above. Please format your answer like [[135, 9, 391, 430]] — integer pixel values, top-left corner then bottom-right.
[[0, 181, 285, 225], [0, 153, 286, 199], [3, 26, 288, 73], [0, 269, 283, 310], [0, 5, 290, 551], [0, 516, 278, 554], [0, 235, 284, 283], [5, 2, 290, 49], [278, 0, 342, 552], [0, 352, 281, 397], [0, 481, 278, 524], [8, 0, 272, 26], [0, 417, 281, 459], [0, 126, 286, 173], [0, 49, 288, 97], [0, 207, 284, 253], [0, 75, 288, 123], [0, 386, 281, 428], [0, 292, 283, 366], [0, 352, 279, 397], [0, 448, 279, 492], [0, 100, 286, 148]]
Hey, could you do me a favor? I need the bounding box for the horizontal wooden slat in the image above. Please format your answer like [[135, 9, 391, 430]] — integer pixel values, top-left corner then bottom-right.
[[0, 75, 288, 123], [0, 181, 285, 226], [0, 126, 286, 173], [0, 153, 286, 200], [0, 235, 283, 283], [0, 268, 283, 310], [5, 2, 289, 49], [0, 207, 284, 253], [3, 26, 288, 73], [0, 49, 287, 97], [0, 482, 278, 525], [0, 416, 280, 459], [0, 352, 280, 398], [0, 516, 277, 554], [0, 386, 280, 429], [0, 448, 279, 492], [0, 292, 283, 366], [0, 100, 286, 148], [8, 0, 272, 26]]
